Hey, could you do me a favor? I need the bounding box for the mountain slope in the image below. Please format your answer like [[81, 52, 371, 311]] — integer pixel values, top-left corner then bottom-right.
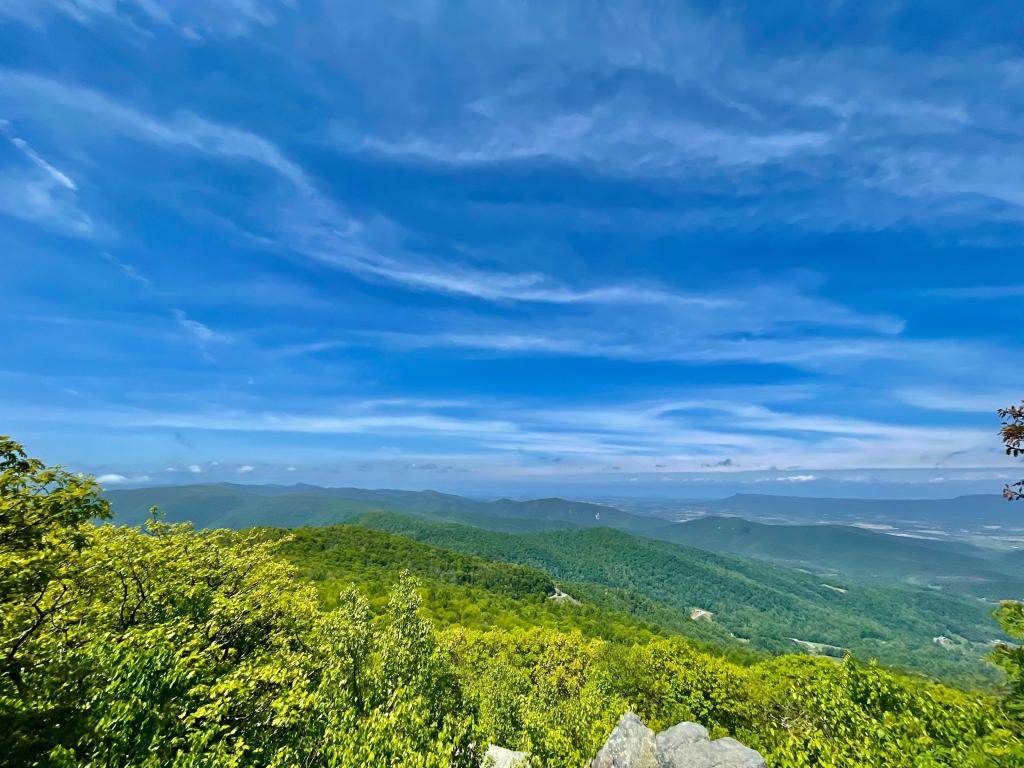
[[351, 511, 1007, 684], [270, 523, 750, 653], [651, 515, 1024, 599]]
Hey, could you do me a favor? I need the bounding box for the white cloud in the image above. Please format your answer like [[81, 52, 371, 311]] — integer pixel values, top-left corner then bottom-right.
[[348, 105, 833, 172], [10, 136, 76, 190], [0, 128, 92, 235], [96, 473, 151, 484], [172, 309, 218, 342], [0, 71, 312, 192], [314, 6, 1024, 225], [94, 393, 999, 475], [0, 71, 913, 327], [171, 309, 229, 360], [188, 464, 202, 473], [338, 326, 981, 377], [237, 464, 254, 474], [892, 387, 1021, 413]]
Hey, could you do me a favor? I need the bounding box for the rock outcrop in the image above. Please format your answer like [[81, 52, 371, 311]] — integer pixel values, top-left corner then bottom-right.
[[483, 711, 765, 768], [591, 712, 658, 768], [483, 744, 529, 768], [653, 719, 765, 768], [592, 713, 765, 768]]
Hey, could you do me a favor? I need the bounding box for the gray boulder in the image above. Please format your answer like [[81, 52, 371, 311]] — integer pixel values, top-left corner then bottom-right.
[[657, 724, 764, 768], [483, 744, 529, 768], [592, 712, 765, 768], [591, 712, 658, 768]]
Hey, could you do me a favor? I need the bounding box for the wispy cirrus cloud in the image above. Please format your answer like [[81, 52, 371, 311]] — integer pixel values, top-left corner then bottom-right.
[[101, 253, 151, 287], [64, 394, 997, 474], [319, 4, 1024, 225], [291, 317, 959, 375], [0, 123, 92, 235], [0, 69, 916, 339], [0, 71, 312, 192], [171, 309, 229, 360], [0, 0, 287, 40], [343, 106, 833, 172]]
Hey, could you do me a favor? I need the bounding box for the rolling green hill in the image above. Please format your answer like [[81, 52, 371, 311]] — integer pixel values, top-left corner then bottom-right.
[[349, 511, 1007, 685], [270, 523, 752, 653]]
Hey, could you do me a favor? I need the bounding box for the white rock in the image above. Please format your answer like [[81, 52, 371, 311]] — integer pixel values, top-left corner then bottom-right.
[[591, 712, 659, 768], [592, 713, 766, 768], [483, 744, 529, 768]]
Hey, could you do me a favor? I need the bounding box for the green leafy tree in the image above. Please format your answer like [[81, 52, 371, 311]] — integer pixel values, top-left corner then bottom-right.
[[0, 436, 109, 759], [0, 438, 480, 767]]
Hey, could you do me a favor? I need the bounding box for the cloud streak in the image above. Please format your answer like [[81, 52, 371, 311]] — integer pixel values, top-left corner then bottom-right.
[[319, 5, 1024, 224], [50, 395, 992, 475], [0, 0, 288, 40], [0, 123, 92, 235]]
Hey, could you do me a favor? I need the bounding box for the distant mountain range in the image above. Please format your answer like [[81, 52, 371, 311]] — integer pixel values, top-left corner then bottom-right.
[[677, 492, 1021, 530], [105, 484, 1023, 600], [105, 483, 663, 533]]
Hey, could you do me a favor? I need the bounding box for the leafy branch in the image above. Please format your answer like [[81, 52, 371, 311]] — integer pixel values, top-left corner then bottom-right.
[[999, 401, 1024, 500]]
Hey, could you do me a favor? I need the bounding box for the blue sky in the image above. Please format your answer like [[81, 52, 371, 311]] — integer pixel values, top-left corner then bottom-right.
[[1, 1, 1022, 498]]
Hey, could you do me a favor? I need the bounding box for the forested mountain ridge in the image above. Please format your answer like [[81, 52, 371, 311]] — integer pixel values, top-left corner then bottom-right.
[[347, 511, 1008, 684], [107, 483, 1022, 601], [270, 523, 751, 652], [106, 482, 659, 532]]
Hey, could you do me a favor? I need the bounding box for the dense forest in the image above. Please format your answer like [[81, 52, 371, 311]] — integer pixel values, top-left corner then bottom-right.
[[3, 437, 1023, 766], [106, 485, 1017, 683], [345, 511, 1008, 684]]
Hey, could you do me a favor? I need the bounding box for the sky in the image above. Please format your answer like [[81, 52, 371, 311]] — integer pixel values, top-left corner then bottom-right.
[[1, 1, 1022, 499]]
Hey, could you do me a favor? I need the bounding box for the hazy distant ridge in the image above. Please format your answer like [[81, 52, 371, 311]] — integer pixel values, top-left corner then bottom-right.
[[106, 484, 1021, 600]]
